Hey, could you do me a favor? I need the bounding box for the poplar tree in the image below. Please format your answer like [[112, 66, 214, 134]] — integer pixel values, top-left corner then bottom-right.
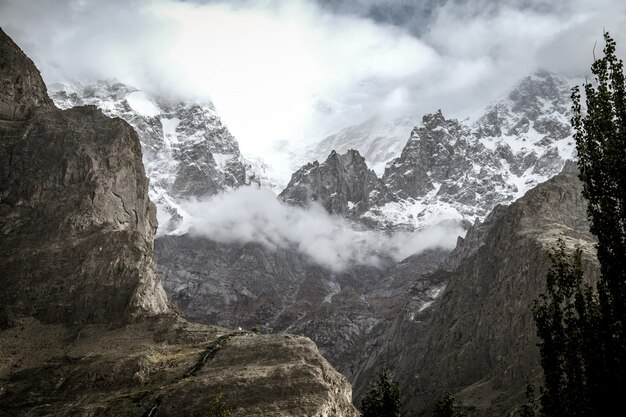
[[533, 31, 626, 417]]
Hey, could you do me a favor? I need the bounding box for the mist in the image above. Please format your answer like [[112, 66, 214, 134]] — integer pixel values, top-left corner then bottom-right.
[[176, 187, 464, 272], [1, 0, 624, 163]]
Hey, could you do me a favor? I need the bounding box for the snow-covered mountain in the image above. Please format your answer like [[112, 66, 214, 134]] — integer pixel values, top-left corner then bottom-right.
[[279, 149, 396, 218], [284, 70, 576, 230], [50, 70, 576, 236], [50, 80, 253, 233]]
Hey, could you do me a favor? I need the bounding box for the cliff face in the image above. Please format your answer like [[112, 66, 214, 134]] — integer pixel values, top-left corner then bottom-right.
[[351, 169, 597, 416], [0, 28, 169, 325], [0, 30, 53, 120], [156, 234, 400, 368], [0, 28, 358, 416]]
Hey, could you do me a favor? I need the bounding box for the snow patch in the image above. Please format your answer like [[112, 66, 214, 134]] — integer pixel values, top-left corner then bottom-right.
[[125, 91, 161, 117]]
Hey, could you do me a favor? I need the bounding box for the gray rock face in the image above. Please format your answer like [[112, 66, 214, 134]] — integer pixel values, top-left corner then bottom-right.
[[50, 80, 249, 232], [155, 234, 450, 371], [279, 149, 396, 218], [0, 30, 53, 120], [0, 317, 359, 417], [0, 29, 169, 325], [351, 170, 597, 416]]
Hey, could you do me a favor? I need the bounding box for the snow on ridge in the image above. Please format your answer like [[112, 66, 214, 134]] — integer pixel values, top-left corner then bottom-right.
[[126, 91, 161, 117]]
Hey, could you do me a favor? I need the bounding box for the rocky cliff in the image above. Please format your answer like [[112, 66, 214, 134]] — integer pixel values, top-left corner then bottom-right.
[[0, 30, 169, 325], [155, 234, 447, 370], [351, 167, 597, 416], [279, 149, 396, 218], [0, 27, 358, 417]]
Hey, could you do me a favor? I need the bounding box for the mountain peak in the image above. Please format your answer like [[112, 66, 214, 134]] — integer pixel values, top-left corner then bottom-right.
[[507, 69, 571, 120], [280, 149, 395, 218], [422, 109, 446, 129]]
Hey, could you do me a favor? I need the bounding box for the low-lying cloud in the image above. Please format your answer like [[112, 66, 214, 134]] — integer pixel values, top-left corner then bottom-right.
[[177, 187, 464, 272]]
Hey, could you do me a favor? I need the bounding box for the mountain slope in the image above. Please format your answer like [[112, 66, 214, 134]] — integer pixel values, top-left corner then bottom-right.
[[351, 165, 597, 416]]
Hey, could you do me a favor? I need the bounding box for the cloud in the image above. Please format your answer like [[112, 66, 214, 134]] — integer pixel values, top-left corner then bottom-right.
[[176, 187, 464, 271], [1, 0, 625, 165]]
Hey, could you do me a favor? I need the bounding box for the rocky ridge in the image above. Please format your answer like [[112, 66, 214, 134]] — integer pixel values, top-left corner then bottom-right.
[[0, 27, 358, 417], [306, 116, 417, 176], [279, 149, 396, 218]]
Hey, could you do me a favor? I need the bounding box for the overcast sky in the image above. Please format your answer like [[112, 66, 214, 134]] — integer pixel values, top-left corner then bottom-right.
[[1, 0, 625, 158]]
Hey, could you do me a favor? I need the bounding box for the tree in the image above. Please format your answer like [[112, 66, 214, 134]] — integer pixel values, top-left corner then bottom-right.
[[533, 31, 626, 417], [432, 393, 466, 417], [519, 382, 537, 417], [361, 367, 401, 417], [532, 242, 599, 417]]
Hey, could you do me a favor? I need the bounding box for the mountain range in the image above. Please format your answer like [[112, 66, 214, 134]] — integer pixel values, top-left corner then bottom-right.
[[0, 23, 599, 417]]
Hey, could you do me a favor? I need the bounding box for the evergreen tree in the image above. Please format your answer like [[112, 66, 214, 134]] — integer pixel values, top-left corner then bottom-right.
[[361, 367, 401, 417], [432, 393, 466, 417], [533, 31, 626, 417]]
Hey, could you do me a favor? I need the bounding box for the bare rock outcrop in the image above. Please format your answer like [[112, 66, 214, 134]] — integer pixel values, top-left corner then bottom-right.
[[0, 30, 52, 120], [0, 28, 169, 325], [0, 316, 358, 417]]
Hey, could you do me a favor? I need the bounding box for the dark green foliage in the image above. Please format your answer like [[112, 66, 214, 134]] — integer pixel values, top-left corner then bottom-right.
[[520, 382, 536, 417], [532, 242, 599, 417], [573, 32, 626, 390], [361, 367, 401, 417], [432, 393, 466, 417], [533, 31, 626, 417], [206, 388, 232, 417]]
